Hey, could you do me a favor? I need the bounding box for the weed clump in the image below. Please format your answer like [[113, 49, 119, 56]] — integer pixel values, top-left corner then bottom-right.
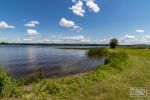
[[45, 82, 60, 95]]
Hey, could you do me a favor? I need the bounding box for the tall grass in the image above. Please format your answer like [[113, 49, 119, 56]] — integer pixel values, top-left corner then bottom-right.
[[104, 52, 128, 70], [0, 65, 23, 98], [87, 48, 110, 58]]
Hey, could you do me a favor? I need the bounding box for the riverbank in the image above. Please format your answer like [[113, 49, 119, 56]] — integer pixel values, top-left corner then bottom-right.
[[0, 48, 150, 99]]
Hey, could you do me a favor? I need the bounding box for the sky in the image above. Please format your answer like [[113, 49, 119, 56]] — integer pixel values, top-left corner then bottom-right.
[[0, 0, 150, 44]]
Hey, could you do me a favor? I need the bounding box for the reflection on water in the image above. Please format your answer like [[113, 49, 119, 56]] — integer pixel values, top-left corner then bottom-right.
[[0, 45, 103, 79]]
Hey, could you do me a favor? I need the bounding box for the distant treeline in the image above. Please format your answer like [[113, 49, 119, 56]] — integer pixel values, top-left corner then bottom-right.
[[0, 42, 109, 46], [0, 42, 150, 49], [0, 42, 17, 45]]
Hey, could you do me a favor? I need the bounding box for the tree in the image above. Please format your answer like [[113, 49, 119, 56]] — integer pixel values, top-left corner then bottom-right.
[[110, 38, 118, 49]]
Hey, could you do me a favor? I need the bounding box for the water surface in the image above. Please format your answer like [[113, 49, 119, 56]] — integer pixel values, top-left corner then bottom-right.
[[0, 45, 103, 79]]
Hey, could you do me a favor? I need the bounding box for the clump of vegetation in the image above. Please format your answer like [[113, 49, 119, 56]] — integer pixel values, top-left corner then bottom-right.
[[45, 82, 60, 95], [87, 48, 110, 58], [104, 51, 128, 70], [0, 66, 22, 98], [86, 51, 129, 82], [110, 38, 119, 49]]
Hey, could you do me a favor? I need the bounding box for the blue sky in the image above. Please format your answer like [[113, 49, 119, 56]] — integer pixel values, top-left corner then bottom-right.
[[0, 0, 150, 44]]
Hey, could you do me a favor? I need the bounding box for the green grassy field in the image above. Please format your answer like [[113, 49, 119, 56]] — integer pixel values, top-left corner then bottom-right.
[[0, 48, 150, 100], [81, 49, 150, 100]]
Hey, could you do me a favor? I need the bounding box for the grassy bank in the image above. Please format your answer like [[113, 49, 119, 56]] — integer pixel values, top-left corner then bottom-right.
[[0, 48, 150, 99]]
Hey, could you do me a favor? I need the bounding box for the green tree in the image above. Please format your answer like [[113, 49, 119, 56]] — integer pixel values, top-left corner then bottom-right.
[[110, 38, 118, 49]]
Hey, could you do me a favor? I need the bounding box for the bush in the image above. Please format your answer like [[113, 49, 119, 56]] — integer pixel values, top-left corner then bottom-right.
[[87, 48, 110, 58], [45, 82, 60, 95], [0, 67, 20, 97]]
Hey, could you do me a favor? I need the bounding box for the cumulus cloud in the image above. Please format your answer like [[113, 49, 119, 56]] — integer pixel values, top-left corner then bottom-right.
[[24, 21, 39, 27], [136, 29, 144, 33], [0, 21, 15, 29], [86, 0, 100, 13], [69, 1, 85, 17], [70, 0, 100, 16], [59, 18, 81, 30], [27, 29, 40, 36]]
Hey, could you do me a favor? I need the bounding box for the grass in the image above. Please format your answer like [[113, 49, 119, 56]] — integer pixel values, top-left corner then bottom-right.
[[87, 48, 110, 58], [87, 49, 150, 100], [0, 66, 23, 98], [0, 48, 150, 99], [118, 46, 148, 49]]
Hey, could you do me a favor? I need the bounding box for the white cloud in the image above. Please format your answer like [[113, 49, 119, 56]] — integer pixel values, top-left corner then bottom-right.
[[93, 39, 109, 44], [144, 35, 150, 40], [69, 1, 85, 17], [24, 21, 39, 27], [27, 29, 40, 36], [61, 35, 88, 42], [43, 35, 90, 43], [48, 35, 150, 44], [0, 38, 7, 40], [136, 29, 144, 33], [50, 35, 57, 38], [23, 38, 33, 41], [86, 0, 100, 13], [119, 34, 138, 44], [29, 36, 36, 39], [71, 0, 76, 3], [123, 34, 136, 39], [0, 21, 15, 29], [59, 18, 81, 30]]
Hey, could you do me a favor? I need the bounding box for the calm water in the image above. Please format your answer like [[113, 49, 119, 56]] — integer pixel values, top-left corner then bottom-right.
[[0, 45, 103, 79]]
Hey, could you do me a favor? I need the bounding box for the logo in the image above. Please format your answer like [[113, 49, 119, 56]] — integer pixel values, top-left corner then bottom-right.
[[130, 87, 147, 97]]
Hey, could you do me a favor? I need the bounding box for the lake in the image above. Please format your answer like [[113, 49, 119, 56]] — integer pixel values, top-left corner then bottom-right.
[[0, 45, 104, 79]]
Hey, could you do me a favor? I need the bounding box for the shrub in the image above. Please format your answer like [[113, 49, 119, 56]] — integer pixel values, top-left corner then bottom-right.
[[0, 66, 20, 97], [87, 48, 110, 58], [45, 82, 60, 95]]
